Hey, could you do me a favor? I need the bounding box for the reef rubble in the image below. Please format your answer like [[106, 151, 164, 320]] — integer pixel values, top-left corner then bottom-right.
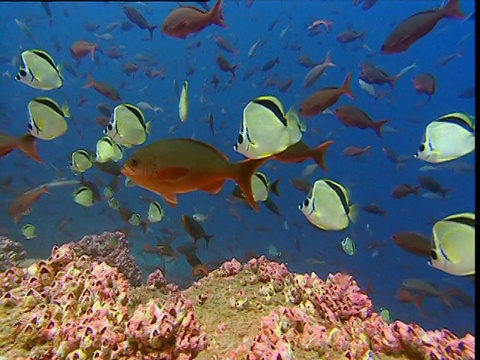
[[0, 232, 475, 359]]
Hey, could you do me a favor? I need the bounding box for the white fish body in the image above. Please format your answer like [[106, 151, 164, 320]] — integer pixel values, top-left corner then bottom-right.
[[179, 81, 189, 122], [248, 38, 262, 58]]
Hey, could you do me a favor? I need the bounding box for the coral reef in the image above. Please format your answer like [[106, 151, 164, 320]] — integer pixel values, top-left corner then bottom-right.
[[0, 244, 475, 359], [69, 231, 142, 286], [0, 236, 26, 272]]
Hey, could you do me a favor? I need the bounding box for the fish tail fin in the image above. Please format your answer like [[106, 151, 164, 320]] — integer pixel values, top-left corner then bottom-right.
[[372, 119, 389, 138], [140, 221, 148, 234], [342, 72, 355, 99], [210, 0, 227, 28], [311, 140, 334, 172], [148, 25, 158, 40], [359, 31, 366, 42], [324, 49, 335, 67], [441, 289, 454, 308], [232, 157, 270, 211], [415, 292, 426, 314], [62, 101, 71, 118], [83, 73, 95, 88], [90, 45, 96, 61], [270, 179, 281, 197], [230, 64, 238, 79], [389, 74, 400, 89], [413, 185, 421, 196], [442, 0, 465, 19], [17, 134, 43, 164], [440, 188, 452, 199], [348, 203, 359, 224], [204, 234, 214, 249]]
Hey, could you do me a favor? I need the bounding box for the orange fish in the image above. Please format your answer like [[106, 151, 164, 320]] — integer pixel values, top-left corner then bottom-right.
[[342, 145, 371, 157], [8, 185, 49, 224], [83, 74, 121, 101], [69, 39, 97, 60], [299, 72, 354, 117], [333, 105, 389, 138], [0, 133, 42, 164], [273, 140, 334, 172], [396, 288, 425, 314], [381, 0, 464, 54], [161, 0, 227, 39], [121, 138, 267, 211]]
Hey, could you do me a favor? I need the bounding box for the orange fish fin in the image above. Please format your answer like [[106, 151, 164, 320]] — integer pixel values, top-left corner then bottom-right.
[[162, 193, 178, 208], [341, 72, 354, 100], [17, 133, 43, 164], [210, 0, 227, 28], [232, 158, 270, 212], [311, 140, 334, 172], [155, 167, 189, 182], [199, 180, 225, 194], [83, 74, 95, 89]]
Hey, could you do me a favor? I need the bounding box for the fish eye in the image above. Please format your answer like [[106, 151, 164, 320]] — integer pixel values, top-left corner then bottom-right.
[[430, 250, 437, 260], [418, 144, 425, 152], [130, 158, 138, 167], [303, 199, 309, 207], [107, 123, 113, 131], [19, 69, 27, 77], [178, 20, 188, 29], [237, 133, 244, 144]]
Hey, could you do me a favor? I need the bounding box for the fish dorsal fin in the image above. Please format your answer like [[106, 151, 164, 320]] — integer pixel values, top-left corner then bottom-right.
[[155, 167, 189, 182], [31, 97, 64, 116], [436, 113, 474, 133], [162, 193, 178, 207], [31, 49, 58, 73], [123, 103, 146, 126], [443, 213, 475, 228], [324, 179, 350, 215], [252, 96, 287, 126], [183, 138, 230, 162]]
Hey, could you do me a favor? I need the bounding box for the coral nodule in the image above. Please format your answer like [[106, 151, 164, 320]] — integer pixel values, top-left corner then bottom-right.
[[0, 237, 475, 360]]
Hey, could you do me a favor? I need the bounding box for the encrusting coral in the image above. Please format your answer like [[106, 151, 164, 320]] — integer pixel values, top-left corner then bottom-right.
[[0, 237, 475, 360]]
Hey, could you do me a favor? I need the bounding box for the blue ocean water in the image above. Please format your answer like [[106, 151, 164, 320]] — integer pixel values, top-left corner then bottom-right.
[[0, 0, 475, 339]]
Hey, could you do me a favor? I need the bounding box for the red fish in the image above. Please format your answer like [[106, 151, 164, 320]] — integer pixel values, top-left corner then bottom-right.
[[390, 184, 421, 198], [8, 185, 49, 224], [396, 288, 425, 314], [0, 133, 42, 164], [122, 5, 157, 40], [342, 145, 371, 157], [215, 54, 238, 78], [273, 140, 333, 172], [83, 74, 121, 101], [161, 0, 227, 39], [121, 138, 268, 211], [381, 0, 465, 54], [122, 62, 140, 77], [391, 231, 431, 257], [413, 73, 436, 100], [299, 72, 354, 117], [333, 105, 389, 138], [70, 40, 97, 61], [214, 35, 239, 58]]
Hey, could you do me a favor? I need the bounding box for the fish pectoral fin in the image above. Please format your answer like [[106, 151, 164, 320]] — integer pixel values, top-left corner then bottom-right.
[[155, 167, 189, 182], [162, 193, 178, 208], [199, 180, 225, 194]]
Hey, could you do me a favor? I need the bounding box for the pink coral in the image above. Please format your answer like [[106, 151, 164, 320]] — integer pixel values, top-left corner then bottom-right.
[[218, 258, 243, 277], [0, 244, 475, 359], [69, 231, 142, 286]]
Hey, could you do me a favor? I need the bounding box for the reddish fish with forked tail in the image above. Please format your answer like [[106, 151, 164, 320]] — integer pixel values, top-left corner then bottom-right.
[[121, 138, 268, 211], [161, 0, 227, 39], [0, 133, 42, 164]]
